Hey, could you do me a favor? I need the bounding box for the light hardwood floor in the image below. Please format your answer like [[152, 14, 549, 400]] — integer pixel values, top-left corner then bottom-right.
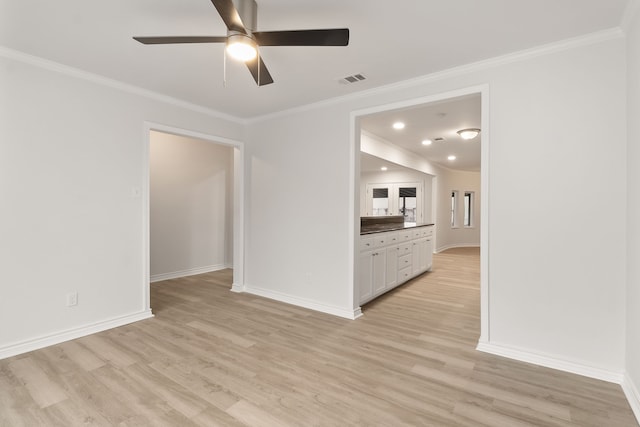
[[1, 248, 637, 426]]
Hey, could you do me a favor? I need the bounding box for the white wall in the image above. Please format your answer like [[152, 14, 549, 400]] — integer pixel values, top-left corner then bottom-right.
[[243, 108, 354, 317], [625, 0, 640, 418], [246, 35, 627, 375], [436, 169, 481, 252], [150, 131, 233, 281], [0, 51, 242, 357]]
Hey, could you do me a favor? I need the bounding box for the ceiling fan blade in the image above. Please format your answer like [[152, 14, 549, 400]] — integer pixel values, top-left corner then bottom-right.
[[133, 36, 227, 45], [252, 29, 349, 46], [210, 0, 248, 33], [246, 54, 274, 86]]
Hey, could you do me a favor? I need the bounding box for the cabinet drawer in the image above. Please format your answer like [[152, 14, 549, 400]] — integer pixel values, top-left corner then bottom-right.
[[373, 231, 398, 248], [398, 253, 412, 269], [398, 243, 412, 256], [420, 227, 434, 237], [398, 266, 413, 282], [398, 230, 413, 242], [360, 236, 374, 252]]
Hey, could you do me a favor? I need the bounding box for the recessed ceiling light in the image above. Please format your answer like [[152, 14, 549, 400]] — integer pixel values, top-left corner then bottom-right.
[[448, 155, 456, 161], [457, 128, 481, 140], [392, 122, 405, 130], [381, 166, 388, 171], [422, 139, 432, 146]]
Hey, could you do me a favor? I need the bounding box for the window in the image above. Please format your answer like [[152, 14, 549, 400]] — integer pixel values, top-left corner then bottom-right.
[[463, 191, 474, 227], [398, 187, 417, 223], [366, 182, 423, 224], [372, 188, 389, 216], [451, 191, 458, 228]]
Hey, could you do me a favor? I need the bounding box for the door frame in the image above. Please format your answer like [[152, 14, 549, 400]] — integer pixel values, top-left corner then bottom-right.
[[349, 84, 490, 344], [142, 122, 245, 311]]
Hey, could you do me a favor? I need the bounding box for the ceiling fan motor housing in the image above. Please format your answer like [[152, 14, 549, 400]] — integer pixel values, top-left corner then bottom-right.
[[232, 0, 258, 32]]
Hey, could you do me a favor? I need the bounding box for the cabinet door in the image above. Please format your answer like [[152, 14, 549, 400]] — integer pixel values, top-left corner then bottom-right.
[[412, 238, 429, 276], [372, 250, 386, 296], [425, 238, 433, 272], [359, 251, 373, 303], [385, 246, 398, 289]]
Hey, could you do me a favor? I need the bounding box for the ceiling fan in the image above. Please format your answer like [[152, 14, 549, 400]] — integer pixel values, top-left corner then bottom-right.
[[133, 0, 350, 86]]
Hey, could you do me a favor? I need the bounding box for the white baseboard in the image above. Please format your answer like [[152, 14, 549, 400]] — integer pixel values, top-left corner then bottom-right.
[[240, 284, 361, 320], [0, 310, 154, 360], [150, 264, 227, 283], [476, 342, 624, 384], [230, 282, 244, 293], [435, 243, 480, 253], [623, 372, 640, 424]]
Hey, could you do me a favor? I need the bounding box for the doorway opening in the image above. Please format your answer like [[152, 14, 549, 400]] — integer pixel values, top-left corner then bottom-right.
[[350, 85, 489, 344], [142, 123, 245, 313]]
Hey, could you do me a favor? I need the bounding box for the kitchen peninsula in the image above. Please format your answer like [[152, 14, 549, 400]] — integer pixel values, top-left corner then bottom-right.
[[359, 216, 434, 305]]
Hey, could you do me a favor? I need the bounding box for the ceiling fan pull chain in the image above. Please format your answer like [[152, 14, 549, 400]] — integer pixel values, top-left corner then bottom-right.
[[223, 47, 227, 88]]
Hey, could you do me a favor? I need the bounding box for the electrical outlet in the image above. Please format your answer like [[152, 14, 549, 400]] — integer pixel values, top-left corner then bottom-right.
[[66, 292, 78, 307]]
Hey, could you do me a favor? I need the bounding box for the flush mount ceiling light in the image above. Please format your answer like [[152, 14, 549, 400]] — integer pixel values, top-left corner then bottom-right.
[[447, 155, 457, 161], [393, 122, 405, 130], [226, 33, 258, 61], [457, 128, 481, 140], [422, 139, 432, 146]]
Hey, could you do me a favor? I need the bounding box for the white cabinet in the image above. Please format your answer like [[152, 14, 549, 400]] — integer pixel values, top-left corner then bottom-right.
[[358, 251, 373, 302], [372, 250, 386, 296], [359, 248, 388, 303], [425, 237, 433, 271], [359, 225, 434, 305], [411, 238, 426, 277], [385, 246, 398, 289]]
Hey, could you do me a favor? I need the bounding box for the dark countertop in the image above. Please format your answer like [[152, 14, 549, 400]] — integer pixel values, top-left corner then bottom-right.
[[360, 222, 435, 235]]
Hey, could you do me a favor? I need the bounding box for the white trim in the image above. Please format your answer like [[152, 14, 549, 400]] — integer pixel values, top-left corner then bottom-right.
[[248, 29, 622, 124], [1, 26, 622, 126], [150, 264, 228, 283], [230, 283, 245, 293], [623, 372, 640, 423], [622, 0, 640, 33], [0, 45, 244, 125], [144, 122, 246, 305], [477, 342, 624, 384], [242, 284, 362, 320], [0, 310, 153, 360], [350, 83, 491, 346], [349, 105, 360, 315], [435, 243, 480, 254], [479, 88, 490, 344]]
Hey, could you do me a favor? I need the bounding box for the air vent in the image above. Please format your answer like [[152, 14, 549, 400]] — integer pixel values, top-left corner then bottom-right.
[[434, 137, 446, 143], [340, 73, 367, 84]]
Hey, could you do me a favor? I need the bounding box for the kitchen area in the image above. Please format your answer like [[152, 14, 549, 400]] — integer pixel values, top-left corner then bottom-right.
[[357, 93, 481, 307]]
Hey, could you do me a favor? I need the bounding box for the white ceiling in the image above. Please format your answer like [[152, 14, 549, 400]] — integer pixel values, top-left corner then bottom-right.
[[360, 94, 481, 172], [1, 0, 630, 119]]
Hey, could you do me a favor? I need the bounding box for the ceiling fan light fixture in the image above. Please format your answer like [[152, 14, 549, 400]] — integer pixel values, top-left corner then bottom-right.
[[457, 128, 481, 140], [226, 34, 257, 62]]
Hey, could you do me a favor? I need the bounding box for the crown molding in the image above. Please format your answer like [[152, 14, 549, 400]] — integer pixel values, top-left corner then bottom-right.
[[1, 24, 625, 126], [248, 27, 623, 124], [0, 45, 246, 125]]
